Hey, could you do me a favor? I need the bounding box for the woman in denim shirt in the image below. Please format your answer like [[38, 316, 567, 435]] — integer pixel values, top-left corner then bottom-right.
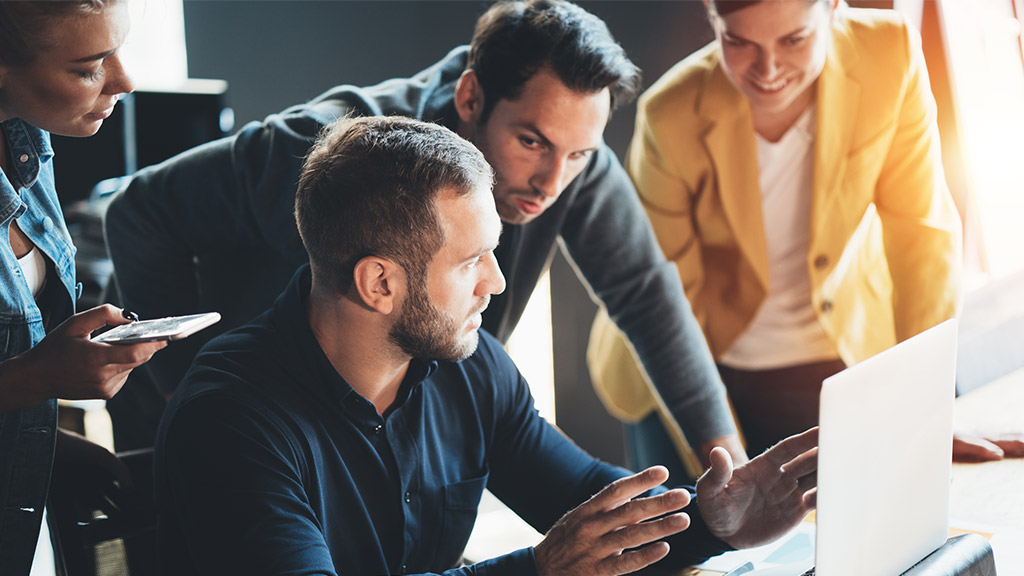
[[0, 1, 166, 573]]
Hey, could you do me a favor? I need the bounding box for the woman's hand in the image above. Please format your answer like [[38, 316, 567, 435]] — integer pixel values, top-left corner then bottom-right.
[[0, 305, 166, 412]]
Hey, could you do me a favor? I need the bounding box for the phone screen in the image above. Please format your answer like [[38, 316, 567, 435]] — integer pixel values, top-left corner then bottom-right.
[[93, 312, 221, 344]]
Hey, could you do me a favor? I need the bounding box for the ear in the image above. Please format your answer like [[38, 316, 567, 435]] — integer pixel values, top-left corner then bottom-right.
[[351, 256, 404, 315], [454, 69, 485, 125]]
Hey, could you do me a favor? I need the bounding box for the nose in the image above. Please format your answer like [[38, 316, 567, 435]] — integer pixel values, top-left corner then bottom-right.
[[754, 47, 779, 79], [480, 252, 506, 297], [528, 155, 568, 200], [103, 53, 135, 96]]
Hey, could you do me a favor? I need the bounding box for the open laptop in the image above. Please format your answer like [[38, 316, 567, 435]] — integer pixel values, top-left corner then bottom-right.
[[813, 318, 958, 576]]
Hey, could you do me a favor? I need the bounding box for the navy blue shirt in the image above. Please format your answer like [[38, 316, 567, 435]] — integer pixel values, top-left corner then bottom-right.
[[155, 266, 730, 575]]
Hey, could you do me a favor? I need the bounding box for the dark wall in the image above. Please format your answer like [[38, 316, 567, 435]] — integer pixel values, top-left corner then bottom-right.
[[181, 1, 715, 466], [182, 1, 714, 158]]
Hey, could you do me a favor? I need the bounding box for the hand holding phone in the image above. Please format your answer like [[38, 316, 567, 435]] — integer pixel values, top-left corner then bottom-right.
[[92, 312, 221, 344]]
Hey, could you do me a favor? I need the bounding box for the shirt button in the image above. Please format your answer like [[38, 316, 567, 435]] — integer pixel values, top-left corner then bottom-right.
[[42, 217, 53, 231], [404, 491, 412, 503], [373, 424, 382, 434], [401, 564, 407, 573], [813, 254, 829, 270], [821, 300, 834, 313], [19, 154, 29, 163]]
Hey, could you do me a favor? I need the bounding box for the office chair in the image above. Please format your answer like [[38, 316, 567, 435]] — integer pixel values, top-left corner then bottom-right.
[[49, 446, 158, 576]]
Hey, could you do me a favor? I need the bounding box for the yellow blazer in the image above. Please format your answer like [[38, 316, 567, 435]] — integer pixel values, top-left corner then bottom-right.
[[588, 9, 962, 433]]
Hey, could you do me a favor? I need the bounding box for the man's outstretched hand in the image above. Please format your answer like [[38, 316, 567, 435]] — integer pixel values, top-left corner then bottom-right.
[[534, 466, 691, 576], [697, 427, 819, 549]]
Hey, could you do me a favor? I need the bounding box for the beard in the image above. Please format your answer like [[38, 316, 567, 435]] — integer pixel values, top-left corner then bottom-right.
[[388, 280, 485, 362]]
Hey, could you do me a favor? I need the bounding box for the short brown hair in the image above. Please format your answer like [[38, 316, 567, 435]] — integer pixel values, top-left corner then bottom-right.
[[0, 0, 116, 68], [467, 0, 641, 122], [295, 116, 494, 294]]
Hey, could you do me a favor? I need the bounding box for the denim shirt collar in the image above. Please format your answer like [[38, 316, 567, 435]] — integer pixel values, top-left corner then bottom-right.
[[2, 118, 54, 190]]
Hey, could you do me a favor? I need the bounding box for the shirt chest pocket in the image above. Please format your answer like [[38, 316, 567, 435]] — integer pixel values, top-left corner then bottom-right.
[[434, 472, 489, 568], [0, 315, 41, 363]]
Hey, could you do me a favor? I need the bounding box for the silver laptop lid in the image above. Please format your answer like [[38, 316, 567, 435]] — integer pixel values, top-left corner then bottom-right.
[[816, 319, 956, 576]]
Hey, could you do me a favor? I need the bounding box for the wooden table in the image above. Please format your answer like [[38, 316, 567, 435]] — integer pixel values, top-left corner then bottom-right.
[[950, 367, 1024, 528]]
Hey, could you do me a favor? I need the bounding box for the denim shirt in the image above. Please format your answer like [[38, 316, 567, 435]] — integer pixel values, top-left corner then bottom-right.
[[0, 118, 78, 575]]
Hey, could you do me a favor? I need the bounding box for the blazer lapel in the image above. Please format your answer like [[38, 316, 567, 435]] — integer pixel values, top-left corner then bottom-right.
[[700, 65, 770, 289], [812, 23, 861, 242]]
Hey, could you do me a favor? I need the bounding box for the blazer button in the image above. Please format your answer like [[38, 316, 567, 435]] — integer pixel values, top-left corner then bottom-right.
[[821, 300, 834, 313], [814, 254, 829, 270]]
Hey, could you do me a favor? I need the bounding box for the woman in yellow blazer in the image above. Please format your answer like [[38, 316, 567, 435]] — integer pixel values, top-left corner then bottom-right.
[[588, 0, 995, 475]]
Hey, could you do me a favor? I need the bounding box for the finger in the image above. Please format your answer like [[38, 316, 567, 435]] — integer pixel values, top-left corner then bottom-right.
[[796, 471, 817, 493], [604, 510, 690, 554], [802, 487, 818, 510], [952, 436, 1004, 463], [582, 467, 670, 515], [780, 446, 818, 480], [92, 339, 167, 367], [760, 427, 819, 465], [70, 305, 136, 336], [698, 446, 734, 494], [602, 541, 671, 575], [990, 437, 1024, 458], [603, 488, 691, 530]]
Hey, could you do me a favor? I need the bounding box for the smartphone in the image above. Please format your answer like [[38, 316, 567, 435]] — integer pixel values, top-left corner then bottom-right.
[[92, 312, 222, 344]]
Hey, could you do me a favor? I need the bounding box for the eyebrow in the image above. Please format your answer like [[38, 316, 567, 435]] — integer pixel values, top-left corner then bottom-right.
[[71, 49, 116, 64], [723, 24, 813, 45], [461, 226, 503, 263]]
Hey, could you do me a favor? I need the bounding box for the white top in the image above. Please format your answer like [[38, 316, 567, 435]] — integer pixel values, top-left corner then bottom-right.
[[17, 244, 47, 299], [29, 510, 56, 576], [720, 103, 839, 370]]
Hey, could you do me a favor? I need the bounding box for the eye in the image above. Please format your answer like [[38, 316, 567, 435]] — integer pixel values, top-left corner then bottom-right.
[[78, 67, 104, 82], [722, 36, 746, 48], [519, 136, 542, 150], [783, 35, 808, 47], [570, 150, 593, 162]]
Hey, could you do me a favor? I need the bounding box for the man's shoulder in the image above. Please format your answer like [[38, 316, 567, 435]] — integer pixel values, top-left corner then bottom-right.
[[270, 45, 468, 133], [172, 311, 292, 406]]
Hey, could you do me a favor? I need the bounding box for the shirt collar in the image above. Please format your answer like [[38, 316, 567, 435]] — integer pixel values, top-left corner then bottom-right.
[[272, 264, 438, 412], [1, 119, 54, 190]]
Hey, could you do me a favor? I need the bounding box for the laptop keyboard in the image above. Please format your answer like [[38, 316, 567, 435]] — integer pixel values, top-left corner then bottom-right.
[[800, 568, 815, 576]]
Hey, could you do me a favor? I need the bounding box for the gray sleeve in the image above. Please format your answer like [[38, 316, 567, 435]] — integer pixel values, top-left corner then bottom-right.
[[104, 117, 313, 396], [104, 136, 245, 396], [558, 146, 737, 448]]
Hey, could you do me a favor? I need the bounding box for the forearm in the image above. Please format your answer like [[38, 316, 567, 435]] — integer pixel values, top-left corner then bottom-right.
[[563, 149, 736, 450], [614, 269, 737, 448]]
